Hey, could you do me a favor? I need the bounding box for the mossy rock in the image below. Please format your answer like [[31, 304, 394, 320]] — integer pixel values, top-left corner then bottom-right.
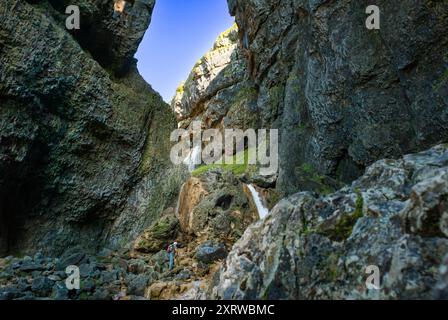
[[134, 212, 179, 254], [295, 163, 343, 195], [317, 190, 364, 242]]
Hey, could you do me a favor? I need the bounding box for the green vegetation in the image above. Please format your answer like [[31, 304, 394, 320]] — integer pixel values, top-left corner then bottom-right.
[[269, 84, 285, 108], [319, 189, 364, 242], [192, 148, 257, 177], [296, 163, 334, 195], [235, 87, 258, 104]]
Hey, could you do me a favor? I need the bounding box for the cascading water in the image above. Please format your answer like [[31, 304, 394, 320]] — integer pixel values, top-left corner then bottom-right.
[[183, 145, 202, 172], [247, 184, 269, 219]]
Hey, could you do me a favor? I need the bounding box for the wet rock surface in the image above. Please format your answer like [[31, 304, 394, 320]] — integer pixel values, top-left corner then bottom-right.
[[196, 242, 227, 264]]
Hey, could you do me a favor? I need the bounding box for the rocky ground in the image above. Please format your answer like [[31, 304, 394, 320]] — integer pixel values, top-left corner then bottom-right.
[[0, 169, 270, 300], [0, 241, 222, 300]]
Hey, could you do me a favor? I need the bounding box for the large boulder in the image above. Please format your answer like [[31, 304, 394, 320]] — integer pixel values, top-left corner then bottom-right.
[[196, 241, 227, 264], [175, 170, 257, 241], [133, 208, 179, 254], [47, 0, 156, 75], [210, 144, 448, 300]]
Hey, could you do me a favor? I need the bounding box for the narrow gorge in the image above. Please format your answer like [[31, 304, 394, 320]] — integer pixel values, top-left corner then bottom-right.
[[0, 0, 448, 301]]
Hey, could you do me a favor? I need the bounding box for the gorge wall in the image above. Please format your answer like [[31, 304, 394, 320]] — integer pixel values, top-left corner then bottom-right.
[[227, 0, 448, 196], [0, 0, 186, 256], [0, 0, 448, 301], [172, 0, 448, 198]]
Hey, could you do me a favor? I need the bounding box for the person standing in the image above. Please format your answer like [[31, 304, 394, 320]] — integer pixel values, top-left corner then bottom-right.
[[167, 242, 178, 271]]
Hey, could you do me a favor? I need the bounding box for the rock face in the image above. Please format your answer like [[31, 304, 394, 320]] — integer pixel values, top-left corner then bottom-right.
[[171, 24, 258, 132], [176, 178, 210, 234], [210, 145, 448, 299], [133, 208, 179, 254], [196, 242, 227, 264], [227, 0, 448, 196], [176, 170, 257, 241], [2, 0, 448, 301], [0, 0, 185, 255], [48, 0, 156, 76]]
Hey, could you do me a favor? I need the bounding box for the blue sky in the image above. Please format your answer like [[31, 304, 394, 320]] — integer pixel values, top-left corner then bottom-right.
[[135, 0, 235, 103]]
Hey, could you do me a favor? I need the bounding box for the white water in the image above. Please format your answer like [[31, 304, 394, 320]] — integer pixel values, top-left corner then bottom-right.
[[247, 184, 269, 219], [183, 145, 202, 172]]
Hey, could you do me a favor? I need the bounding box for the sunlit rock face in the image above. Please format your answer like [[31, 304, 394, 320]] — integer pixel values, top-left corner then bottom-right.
[[0, 0, 184, 255], [228, 0, 448, 196], [114, 0, 127, 13], [171, 24, 258, 133]]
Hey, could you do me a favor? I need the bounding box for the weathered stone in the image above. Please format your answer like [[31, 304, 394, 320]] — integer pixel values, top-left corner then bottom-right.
[[53, 283, 69, 300], [176, 178, 210, 234], [434, 254, 448, 299], [133, 208, 179, 253], [176, 171, 257, 241], [210, 145, 448, 300], [0, 286, 22, 300], [126, 274, 151, 296], [91, 288, 110, 300], [172, 24, 250, 124], [226, 0, 448, 196], [196, 242, 227, 264], [402, 168, 448, 237]]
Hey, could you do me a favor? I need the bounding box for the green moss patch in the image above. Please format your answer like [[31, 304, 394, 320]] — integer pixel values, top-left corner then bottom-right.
[[192, 148, 257, 177], [318, 190, 364, 242]]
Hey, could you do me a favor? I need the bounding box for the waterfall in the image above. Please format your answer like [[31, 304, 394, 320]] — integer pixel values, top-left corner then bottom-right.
[[247, 184, 269, 219], [183, 145, 202, 172]]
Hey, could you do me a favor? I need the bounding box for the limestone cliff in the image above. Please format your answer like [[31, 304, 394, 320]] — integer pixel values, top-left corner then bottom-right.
[[171, 24, 258, 133], [0, 0, 186, 256], [227, 0, 448, 196]]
